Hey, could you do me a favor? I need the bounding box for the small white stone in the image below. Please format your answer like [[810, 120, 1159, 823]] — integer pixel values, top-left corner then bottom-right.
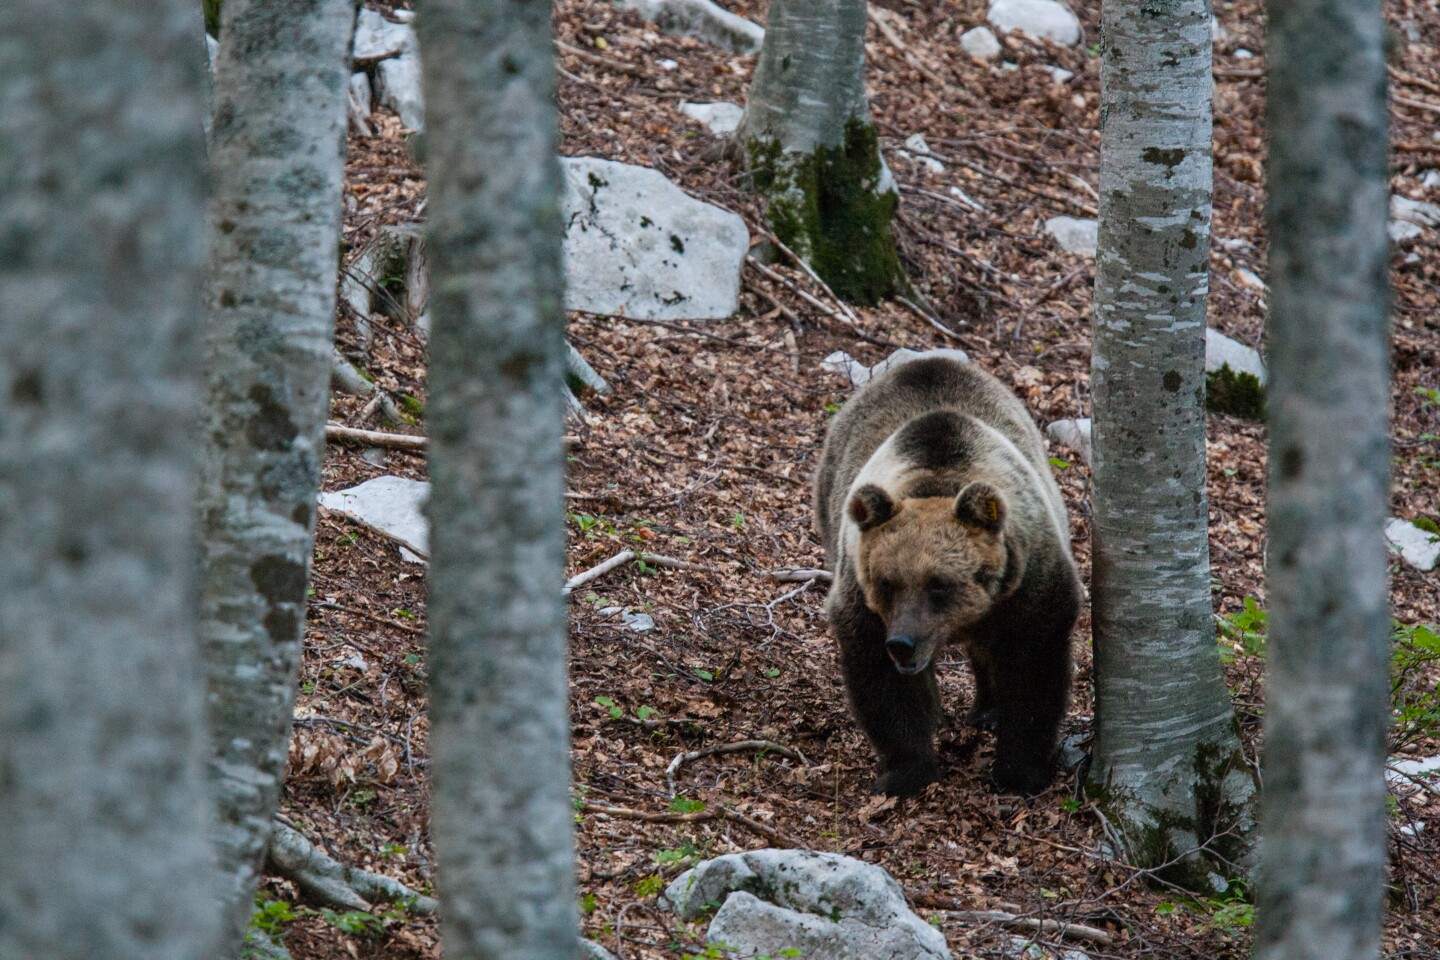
[[821, 350, 870, 387], [1385, 518, 1440, 572], [1421, 170, 1440, 190], [960, 25, 1002, 60], [1233, 48, 1254, 58], [1235, 267, 1266, 292], [338, 653, 369, 672], [391, 8, 415, 22], [657, 57, 679, 70], [1046, 418, 1092, 464], [1211, 15, 1227, 42], [1044, 216, 1099, 257], [1218, 237, 1249, 251], [1049, 66, 1074, 83], [679, 101, 744, 135], [1205, 328, 1266, 385], [1001, 60, 1020, 71], [988, 0, 1081, 45], [1390, 219, 1424, 243], [1391, 194, 1440, 227]]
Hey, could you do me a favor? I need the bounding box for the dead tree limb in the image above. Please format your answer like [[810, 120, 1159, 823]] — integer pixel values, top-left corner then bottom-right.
[[266, 822, 438, 915], [666, 740, 808, 796]]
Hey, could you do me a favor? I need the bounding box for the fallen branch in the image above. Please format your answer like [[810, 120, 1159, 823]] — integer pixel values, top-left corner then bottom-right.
[[911, 894, 1115, 947], [744, 258, 897, 347], [1394, 92, 1440, 117], [563, 550, 719, 595], [763, 232, 861, 327], [325, 423, 428, 452], [766, 567, 832, 583], [666, 739, 808, 796], [579, 800, 798, 847], [267, 822, 438, 915]]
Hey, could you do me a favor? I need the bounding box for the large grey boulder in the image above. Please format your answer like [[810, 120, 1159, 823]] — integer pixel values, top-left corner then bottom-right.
[[987, 0, 1081, 45], [318, 476, 429, 563], [377, 55, 424, 130], [664, 850, 950, 960], [1046, 418, 1091, 464], [613, 0, 764, 53], [561, 157, 749, 321], [353, 8, 416, 63]]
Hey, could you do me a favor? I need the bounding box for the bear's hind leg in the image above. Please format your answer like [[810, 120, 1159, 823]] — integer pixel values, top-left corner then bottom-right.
[[838, 623, 943, 797], [966, 645, 999, 732]]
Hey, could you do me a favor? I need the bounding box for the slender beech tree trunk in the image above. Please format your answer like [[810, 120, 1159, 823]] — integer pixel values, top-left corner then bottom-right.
[[199, 0, 354, 952], [418, 1, 580, 958], [1087, 0, 1255, 885], [1254, 0, 1391, 954], [0, 2, 221, 958], [736, 0, 903, 305]]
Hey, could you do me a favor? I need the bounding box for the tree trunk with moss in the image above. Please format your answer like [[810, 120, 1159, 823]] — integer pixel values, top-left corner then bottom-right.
[[1253, 0, 1391, 953], [0, 1, 222, 957], [1087, 0, 1255, 887], [199, 0, 353, 953], [736, 0, 903, 305], [418, 0, 581, 957]]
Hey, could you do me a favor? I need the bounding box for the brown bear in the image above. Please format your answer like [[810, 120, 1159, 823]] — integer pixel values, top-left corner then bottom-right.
[[814, 355, 1081, 796]]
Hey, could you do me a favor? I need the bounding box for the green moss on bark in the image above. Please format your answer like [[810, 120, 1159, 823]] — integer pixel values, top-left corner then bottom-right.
[[1205, 365, 1266, 420], [744, 119, 905, 306]]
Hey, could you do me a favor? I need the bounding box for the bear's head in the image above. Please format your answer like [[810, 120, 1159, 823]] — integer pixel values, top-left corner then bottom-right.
[[847, 481, 1020, 675]]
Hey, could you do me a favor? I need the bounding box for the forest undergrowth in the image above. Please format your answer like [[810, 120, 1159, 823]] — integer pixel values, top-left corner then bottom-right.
[[271, 0, 1440, 954]]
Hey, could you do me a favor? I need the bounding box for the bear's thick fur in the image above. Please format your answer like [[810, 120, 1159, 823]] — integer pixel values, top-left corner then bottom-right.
[[814, 356, 1081, 796]]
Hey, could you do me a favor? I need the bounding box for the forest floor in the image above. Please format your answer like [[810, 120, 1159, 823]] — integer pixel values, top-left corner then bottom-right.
[[273, 0, 1440, 955]]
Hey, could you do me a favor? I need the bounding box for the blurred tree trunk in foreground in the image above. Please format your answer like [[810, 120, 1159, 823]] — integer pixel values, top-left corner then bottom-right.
[[418, 0, 581, 957], [0, 1, 221, 958], [198, 0, 354, 952], [1254, 0, 1392, 953], [736, 0, 904, 305], [1088, 0, 1256, 886]]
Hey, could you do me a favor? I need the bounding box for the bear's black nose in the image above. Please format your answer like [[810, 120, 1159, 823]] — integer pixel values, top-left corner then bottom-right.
[[886, 634, 917, 661]]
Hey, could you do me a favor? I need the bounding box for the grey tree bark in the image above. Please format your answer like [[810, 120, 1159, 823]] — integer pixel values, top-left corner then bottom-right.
[[198, 0, 354, 952], [735, 0, 903, 305], [1253, 0, 1391, 954], [418, 1, 580, 958], [1087, 0, 1255, 884], [0, 2, 222, 958]]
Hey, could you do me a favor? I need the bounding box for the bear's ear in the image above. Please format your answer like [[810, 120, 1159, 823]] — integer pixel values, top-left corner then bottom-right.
[[848, 484, 897, 531], [954, 482, 1007, 534]]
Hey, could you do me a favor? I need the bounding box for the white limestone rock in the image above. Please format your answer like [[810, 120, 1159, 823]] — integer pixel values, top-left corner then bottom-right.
[[1205, 328, 1267, 385], [1044, 216, 1098, 257], [1390, 219, 1424, 243], [960, 25, 1003, 60], [1046, 418, 1092, 464], [1421, 170, 1440, 190], [1050, 66, 1075, 83], [353, 8, 416, 63], [1385, 518, 1440, 572], [664, 850, 951, 960], [206, 34, 219, 75], [1234, 267, 1267, 292], [318, 476, 429, 563], [1004, 936, 1091, 960], [377, 55, 424, 130], [613, 0, 764, 54], [680, 101, 744, 135], [561, 157, 749, 321], [821, 350, 871, 387], [348, 72, 373, 125], [987, 0, 1081, 46], [1392, 194, 1440, 228]]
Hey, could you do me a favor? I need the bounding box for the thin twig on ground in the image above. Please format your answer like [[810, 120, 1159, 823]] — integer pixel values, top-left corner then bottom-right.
[[922, 906, 1116, 947], [665, 739, 809, 795], [564, 550, 721, 595], [579, 800, 799, 847], [766, 567, 833, 583]]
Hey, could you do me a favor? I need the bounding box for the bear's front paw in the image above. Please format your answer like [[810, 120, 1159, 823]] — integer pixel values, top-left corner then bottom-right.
[[967, 705, 999, 732], [990, 756, 1055, 796], [874, 759, 940, 797]]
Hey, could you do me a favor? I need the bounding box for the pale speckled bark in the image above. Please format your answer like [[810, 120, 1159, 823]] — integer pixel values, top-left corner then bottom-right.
[[199, 0, 354, 951], [1254, 0, 1391, 954], [737, 0, 869, 154], [1088, 0, 1255, 880], [0, 2, 221, 958], [418, 1, 580, 958]]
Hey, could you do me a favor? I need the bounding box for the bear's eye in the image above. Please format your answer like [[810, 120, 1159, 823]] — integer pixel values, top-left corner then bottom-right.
[[873, 578, 899, 602], [973, 567, 994, 587], [926, 577, 953, 601]]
